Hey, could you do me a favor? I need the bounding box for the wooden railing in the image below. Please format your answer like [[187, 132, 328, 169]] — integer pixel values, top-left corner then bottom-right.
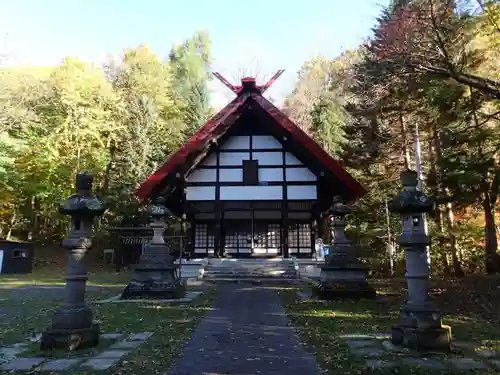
[[107, 227, 190, 271]]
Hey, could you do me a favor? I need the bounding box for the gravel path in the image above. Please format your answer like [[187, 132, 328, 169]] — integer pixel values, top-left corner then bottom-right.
[[167, 284, 322, 375]]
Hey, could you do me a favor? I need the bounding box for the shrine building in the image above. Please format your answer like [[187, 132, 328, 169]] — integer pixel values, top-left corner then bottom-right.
[[135, 72, 366, 258]]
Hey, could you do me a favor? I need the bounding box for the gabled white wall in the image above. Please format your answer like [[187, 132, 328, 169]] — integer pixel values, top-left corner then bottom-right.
[[186, 134, 319, 201]]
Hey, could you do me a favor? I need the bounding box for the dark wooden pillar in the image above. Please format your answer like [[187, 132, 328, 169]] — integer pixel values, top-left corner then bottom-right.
[[310, 215, 316, 257], [189, 215, 196, 258], [282, 203, 289, 258], [317, 215, 325, 240], [179, 179, 188, 259], [214, 203, 223, 258], [214, 141, 221, 258], [219, 209, 225, 257], [281, 139, 289, 258]]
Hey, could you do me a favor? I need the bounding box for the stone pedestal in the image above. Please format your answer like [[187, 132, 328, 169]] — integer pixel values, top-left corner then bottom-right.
[[315, 196, 375, 300], [41, 173, 105, 351], [121, 197, 185, 299], [389, 170, 451, 351]]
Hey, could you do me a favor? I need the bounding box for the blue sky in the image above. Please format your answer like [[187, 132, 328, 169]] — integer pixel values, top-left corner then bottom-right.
[[0, 0, 389, 108]]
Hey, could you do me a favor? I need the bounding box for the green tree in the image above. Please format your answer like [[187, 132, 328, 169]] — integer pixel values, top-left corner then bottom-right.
[[108, 45, 184, 192], [169, 31, 213, 136], [310, 93, 348, 158]]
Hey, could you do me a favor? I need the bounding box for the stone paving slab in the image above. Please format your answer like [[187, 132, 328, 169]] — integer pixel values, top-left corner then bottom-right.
[[0, 331, 153, 372], [129, 331, 154, 341], [374, 333, 391, 340], [342, 332, 496, 370], [110, 340, 143, 349], [167, 285, 322, 375], [403, 357, 447, 369], [339, 334, 379, 340], [351, 347, 387, 358], [381, 340, 411, 353], [95, 291, 202, 304], [453, 340, 479, 350], [296, 291, 313, 301], [96, 350, 130, 359], [101, 332, 125, 340], [449, 357, 490, 370], [346, 340, 379, 349], [41, 358, 81, 371], [0, 346, 25, 357], [476, 348, 499, 358], [82, 357, 120, 370], [365, 359, 397, 369], [0, 357, 45, 371]]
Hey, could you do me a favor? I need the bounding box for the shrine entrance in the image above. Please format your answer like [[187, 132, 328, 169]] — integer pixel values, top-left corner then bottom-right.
[[223, 218, 281, 258]]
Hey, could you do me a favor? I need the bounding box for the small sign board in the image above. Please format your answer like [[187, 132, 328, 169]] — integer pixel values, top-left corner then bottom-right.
[[315, 238, 325, 260]]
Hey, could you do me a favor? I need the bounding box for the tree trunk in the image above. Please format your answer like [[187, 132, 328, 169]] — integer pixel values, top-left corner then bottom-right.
[[29, 196, 40, 242], [483, 190, 499, 274], [470, 87, 499, 274], [102, 143, 116, 197], [444, 196, 465, 277], [6, 210, 16, 241], [428, 121, 451, 274]]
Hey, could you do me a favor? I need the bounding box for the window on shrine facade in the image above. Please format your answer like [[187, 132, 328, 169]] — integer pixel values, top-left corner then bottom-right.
[[243, 159, 259, 185]]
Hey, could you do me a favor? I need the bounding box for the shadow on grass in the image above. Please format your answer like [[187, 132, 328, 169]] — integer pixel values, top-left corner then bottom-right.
[[279, 284, 500, 375], [1, 286, 219, 374]]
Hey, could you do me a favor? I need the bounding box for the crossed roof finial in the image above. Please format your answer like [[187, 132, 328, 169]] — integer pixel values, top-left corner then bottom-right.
[[212, 70, 285, 95]]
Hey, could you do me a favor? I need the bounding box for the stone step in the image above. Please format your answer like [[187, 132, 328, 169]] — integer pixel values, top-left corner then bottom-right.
[[208, 260, 296, 265], [203, 273, 297, 278], [205, 262, 296, 267], [203, 258, 298, 281], [203, 275, 297, 280], [203, 269, 296, 275], [203, 278, 301, 285], [204, 266, 296, 271], [203, 272, 296, 278], [203, 269, 297, 276], [206, 264, 296, 268], [205, 269, 296, 273]]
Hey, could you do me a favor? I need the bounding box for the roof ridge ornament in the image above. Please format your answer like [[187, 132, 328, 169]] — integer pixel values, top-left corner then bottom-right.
[[212, 70, 285, 95]]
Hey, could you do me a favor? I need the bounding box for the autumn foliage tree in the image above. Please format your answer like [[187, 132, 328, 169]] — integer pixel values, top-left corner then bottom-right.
[[370, 0, 500, 98], [285, 0, 500, 275]]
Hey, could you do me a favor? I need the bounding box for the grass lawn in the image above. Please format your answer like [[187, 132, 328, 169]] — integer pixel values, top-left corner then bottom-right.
[[0, 267, 218, 374], [280, 277, 500, 375]]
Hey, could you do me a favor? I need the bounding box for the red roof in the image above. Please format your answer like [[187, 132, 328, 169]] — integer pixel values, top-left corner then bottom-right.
[[135, 78, 366, 201]]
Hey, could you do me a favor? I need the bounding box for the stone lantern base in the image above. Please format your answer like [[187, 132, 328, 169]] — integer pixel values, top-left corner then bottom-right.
[[121, 265, 185, 300], [121, 242, 185, 300], [392, 326, 452, 351], [40, 306, 100, 351], [391, 304, 452, 351], [314, 264, 376, 300]]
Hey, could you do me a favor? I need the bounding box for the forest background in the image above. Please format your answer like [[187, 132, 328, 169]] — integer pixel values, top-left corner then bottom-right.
[[1, 0, 499, 276]]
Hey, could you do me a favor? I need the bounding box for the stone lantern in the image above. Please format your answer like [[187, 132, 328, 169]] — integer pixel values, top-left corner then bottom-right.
[[40, 173, 105, 351], [121, 196, 185, 299], [315, 196, 375, 300], [389, 170, 451, 350]]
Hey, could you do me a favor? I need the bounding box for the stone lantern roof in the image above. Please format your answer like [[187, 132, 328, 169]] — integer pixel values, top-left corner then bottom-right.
[[59, 173, 105, 217], [325, 195, 352, 217], [389, 170, 435, 214]]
